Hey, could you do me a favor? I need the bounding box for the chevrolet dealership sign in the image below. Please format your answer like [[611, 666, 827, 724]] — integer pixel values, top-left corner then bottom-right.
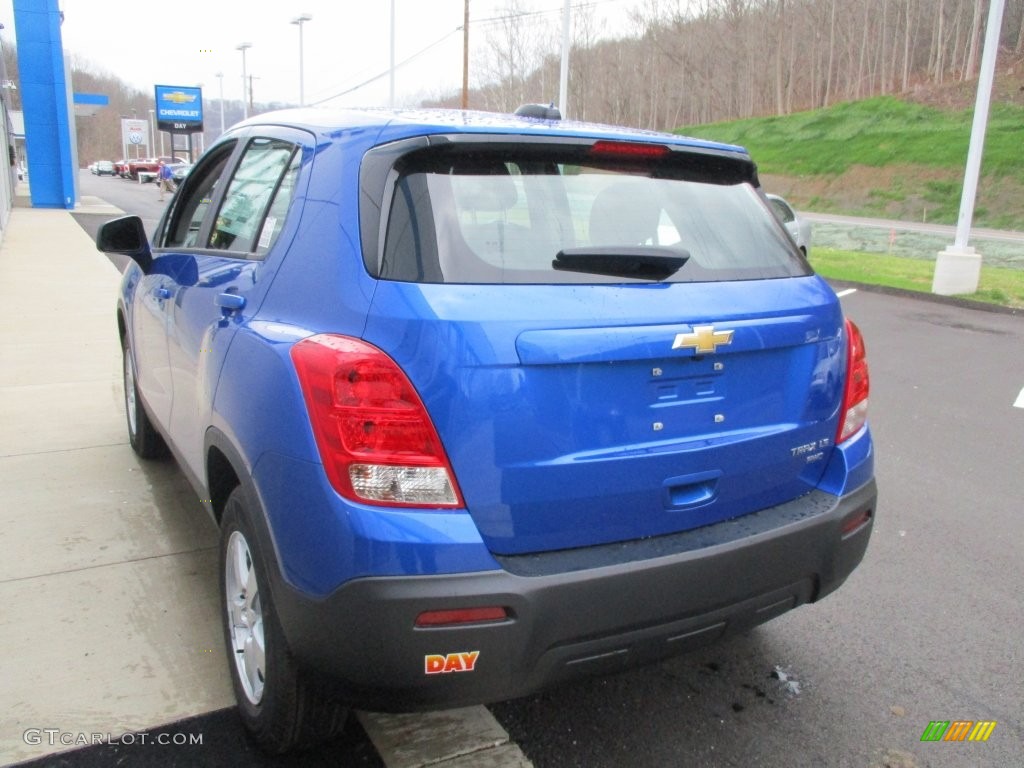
[[155, 85, 203, 133]]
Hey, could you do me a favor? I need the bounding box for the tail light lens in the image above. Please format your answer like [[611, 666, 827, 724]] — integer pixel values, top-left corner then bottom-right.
[[836, 319, 869, 444], [415, 607, 509, 627], [291, 334, 463, 508]]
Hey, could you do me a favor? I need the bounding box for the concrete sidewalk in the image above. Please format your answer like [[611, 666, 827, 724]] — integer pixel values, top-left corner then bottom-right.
[[0, 206, 232, 764]]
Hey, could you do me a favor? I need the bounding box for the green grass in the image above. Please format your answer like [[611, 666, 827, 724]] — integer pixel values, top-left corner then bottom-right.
[[868, 187, 906, 203], [809, 247, 1024, 309], [677, 96, 1024, 182]]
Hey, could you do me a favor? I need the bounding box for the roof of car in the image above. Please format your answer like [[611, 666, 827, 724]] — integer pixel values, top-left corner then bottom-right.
[[231, 106, 748, 157]]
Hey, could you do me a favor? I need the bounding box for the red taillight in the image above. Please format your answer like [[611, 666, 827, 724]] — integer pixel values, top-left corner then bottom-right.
[[589, 140, 670, 159], [836, 319, 870, 444], [415, 607, 509, 627], [291, 334, 464, 508]]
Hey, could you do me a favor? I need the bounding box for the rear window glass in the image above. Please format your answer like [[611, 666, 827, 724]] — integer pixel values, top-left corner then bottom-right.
[[377, 146, 809, 284]]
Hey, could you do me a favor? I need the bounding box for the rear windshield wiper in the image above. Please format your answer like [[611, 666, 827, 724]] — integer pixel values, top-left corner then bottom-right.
[[553, 246, 689, 279]]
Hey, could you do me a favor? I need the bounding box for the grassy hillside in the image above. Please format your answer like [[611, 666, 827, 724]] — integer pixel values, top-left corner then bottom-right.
[[677, 96, 1024, 230]]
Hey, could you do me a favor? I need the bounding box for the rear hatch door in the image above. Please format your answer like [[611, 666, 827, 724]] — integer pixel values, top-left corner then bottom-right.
[[360, 136, 845, 556]]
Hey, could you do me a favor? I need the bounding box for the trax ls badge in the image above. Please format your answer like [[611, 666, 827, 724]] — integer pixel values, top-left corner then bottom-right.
[[672, 325, 734, 354]]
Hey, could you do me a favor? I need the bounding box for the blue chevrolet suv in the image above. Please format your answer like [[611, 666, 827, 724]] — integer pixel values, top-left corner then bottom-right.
[[97, 106, 876, 753]]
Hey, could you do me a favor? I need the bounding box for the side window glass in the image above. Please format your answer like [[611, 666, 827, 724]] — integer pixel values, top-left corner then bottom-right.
[[254, 151, 301, 257], [769, 198, 795, 223], [163, 143, 235, 248], [208, 138, 297, 255]]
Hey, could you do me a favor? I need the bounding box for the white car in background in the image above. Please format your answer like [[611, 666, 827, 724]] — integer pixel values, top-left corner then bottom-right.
[[766, 193, 812, 255]]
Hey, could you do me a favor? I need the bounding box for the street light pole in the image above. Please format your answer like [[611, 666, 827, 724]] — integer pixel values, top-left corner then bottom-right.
[[931, 0, 1007, 296], [131, 108, 138, 158], [215, 71, 225, 134], [291, 14, 312, 107], [236, 42, 252, 119], [389, 0, 395, 108], [148, 108, 155, 156]]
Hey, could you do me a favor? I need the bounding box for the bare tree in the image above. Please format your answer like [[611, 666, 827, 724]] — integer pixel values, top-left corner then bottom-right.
[[964, 0, 985, 79], [479, 0, 549, 112], [429, 0, 1024, 131]]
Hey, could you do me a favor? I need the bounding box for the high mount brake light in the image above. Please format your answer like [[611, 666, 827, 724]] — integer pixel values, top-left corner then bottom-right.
[[589, 140, 670, 159], [836, 319, 869, 444], [291, 335, 464, 508]]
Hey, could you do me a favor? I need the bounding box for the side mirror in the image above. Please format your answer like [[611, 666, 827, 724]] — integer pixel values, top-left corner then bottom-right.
[[96, 215, 152, 272]]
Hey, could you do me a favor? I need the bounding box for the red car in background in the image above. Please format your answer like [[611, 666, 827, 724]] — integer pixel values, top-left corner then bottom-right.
[[127, 156, 183, 182]]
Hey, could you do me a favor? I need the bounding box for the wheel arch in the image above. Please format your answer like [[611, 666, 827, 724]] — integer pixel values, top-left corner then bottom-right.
[[204, 427, 249, 526], [207, 444, 241, 526], [206, 427, 305, 671], [203, 428, 290, 596]]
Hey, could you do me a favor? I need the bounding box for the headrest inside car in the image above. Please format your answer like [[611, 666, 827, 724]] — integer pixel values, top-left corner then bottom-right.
[[449, 160, 518, 212]]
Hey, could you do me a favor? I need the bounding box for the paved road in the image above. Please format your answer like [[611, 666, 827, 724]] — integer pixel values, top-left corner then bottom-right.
[[58, 173, 1024, 767], [802, 211, 1024, 245], [76, 169, 169, 239], [799, 210, 1024, 270]]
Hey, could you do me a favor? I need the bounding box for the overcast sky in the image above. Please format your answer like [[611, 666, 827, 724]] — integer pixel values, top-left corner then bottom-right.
[[2, 0, 640, 110]]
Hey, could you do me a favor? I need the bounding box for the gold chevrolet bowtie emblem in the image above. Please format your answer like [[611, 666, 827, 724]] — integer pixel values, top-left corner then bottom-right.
[[672, 325, 734, 354], [164, 91, 197, 104]]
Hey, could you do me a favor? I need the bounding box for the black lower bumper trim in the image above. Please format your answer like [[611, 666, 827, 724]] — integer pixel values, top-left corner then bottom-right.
[[271, 480, 876, 711]]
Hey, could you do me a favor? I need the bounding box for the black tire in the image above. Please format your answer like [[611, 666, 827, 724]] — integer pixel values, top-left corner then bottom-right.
[[219, 487, 349, 753], [122, 344, 167, 459]]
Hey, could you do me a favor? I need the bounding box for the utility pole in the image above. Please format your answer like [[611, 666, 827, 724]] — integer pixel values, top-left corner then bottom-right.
[[558, 0, 570, 117]]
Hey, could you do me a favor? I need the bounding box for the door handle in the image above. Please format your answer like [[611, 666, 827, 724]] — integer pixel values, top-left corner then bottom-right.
[[215, 293, 246, 313]]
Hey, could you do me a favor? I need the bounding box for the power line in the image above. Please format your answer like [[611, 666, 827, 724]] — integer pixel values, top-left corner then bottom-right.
[[310, 28, 461, 106], [473, 0, 629, 28], [309, 0, 632, 106]]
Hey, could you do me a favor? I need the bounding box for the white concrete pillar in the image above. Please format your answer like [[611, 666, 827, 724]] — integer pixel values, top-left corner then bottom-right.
[[932, 246, 982, 295]]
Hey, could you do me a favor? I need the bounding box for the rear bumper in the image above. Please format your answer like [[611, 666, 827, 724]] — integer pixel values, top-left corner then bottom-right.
[[273, 479, 876, 710]]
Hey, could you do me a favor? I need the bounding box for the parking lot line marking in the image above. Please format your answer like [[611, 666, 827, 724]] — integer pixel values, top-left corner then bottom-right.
[[1014, 387, 1024, 409], [835, 288, 858, 298]]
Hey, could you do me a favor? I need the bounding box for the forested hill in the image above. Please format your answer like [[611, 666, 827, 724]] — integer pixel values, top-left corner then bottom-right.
[[436, 0, 1024, 131]]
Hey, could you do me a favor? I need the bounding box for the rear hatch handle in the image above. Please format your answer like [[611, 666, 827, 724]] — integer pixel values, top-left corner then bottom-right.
[[663, 470, 722, 510]]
